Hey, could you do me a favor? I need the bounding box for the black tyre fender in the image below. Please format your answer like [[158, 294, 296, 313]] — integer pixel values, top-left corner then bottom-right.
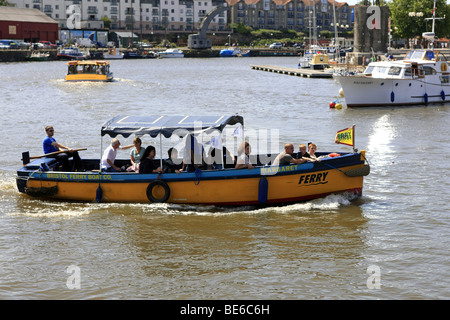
[[146, 180, 170, 203]]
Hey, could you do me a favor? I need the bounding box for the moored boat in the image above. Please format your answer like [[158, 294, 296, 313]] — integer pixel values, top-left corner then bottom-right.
[[158, 48, 184, 58], [65, 60, 113, 82], [57, 47, 89, 60], [220, 47, 250, 57], [27, 51, 51, 61], [16, 115, 369, 206], [103, 47, 124, 59], [123, 49, 143, 59], [334, 50, 450, 107], [299, 52, 330, 70]]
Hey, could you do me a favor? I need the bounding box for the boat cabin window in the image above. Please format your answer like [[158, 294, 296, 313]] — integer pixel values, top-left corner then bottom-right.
[[411, 50, 426, 59], [69, 63, 109, 75], [424, 51, 435, 61], [404, 68, 412, 77], [68, 65, 76, 74], [364, 66, 374, 74], [387, 66, 402, 76], [423, 66, 436, 75], [404, 51, 414, 59]]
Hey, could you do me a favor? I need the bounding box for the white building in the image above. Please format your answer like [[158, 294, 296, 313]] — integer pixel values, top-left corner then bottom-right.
[[7, 0, 228, 35]]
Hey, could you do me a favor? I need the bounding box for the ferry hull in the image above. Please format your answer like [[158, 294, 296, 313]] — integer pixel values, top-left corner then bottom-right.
[[17, 153, 368, 206], [65, 73, 113, 82]]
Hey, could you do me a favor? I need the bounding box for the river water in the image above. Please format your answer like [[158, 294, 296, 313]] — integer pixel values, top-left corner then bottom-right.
[[0, 56, 449, 300]]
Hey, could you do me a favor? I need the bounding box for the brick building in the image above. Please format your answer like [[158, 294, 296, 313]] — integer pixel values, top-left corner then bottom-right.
[[0, 6, 59, 42]]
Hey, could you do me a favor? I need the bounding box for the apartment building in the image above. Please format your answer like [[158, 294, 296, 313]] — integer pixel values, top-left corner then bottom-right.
[[7, 0, 229, 35], [230, 0, 353, 33]]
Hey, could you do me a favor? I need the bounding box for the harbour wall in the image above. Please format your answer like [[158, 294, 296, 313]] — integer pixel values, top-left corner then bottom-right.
[[0, 48, 298, 62]]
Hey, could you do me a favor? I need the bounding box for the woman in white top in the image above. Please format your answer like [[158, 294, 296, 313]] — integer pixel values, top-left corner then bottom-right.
[[235, 142, 254, 170], [308, 143, 321, 162]]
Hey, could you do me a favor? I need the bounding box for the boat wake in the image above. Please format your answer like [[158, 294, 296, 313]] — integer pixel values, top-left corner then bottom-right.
[[136, 192, 362, 216]]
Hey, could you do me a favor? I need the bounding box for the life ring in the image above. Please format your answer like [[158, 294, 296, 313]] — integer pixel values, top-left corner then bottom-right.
[[146, 180, 170, 203], [25, 185, 58, 197], [442, 63, 448, 72]]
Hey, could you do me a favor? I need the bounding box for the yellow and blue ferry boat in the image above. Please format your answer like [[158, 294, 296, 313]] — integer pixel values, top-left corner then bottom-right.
[[17, 115, 369, 206], [65, 60, 113, 82]]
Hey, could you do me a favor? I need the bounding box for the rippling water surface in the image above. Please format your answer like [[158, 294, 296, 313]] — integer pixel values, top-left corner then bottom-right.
[[0, 57, 449, 299]]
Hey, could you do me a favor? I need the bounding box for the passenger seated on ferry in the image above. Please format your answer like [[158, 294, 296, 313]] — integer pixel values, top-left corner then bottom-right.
[[272, 143, 307, 166], [101, 138, 133, 172], [180, 134, 206, 172], [43, 125, 84, 172], [68, 65, 76, 74], [297, 143, 317, 162], [127, 137, 145, 172], [308, 143, 321, 162], [163, 147, 181, 174], [223, 147, 235, 168], [207, 146, 235, 170], [297, 144, 311, 159], [235, 142, 254, 170], [139, 145, 162, 174]]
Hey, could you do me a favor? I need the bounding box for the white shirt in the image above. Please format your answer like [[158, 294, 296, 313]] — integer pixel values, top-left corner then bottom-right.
[[236, 153, 250, 166], [101, 145, 117, 169]]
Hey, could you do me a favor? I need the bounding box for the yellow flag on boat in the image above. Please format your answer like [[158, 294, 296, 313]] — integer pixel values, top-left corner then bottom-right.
[[335, 125, 355, 147]]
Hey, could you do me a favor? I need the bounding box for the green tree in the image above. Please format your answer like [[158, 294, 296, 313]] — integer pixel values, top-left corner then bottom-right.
[[229, 22, 253, 35], [0, 0, 12, 6], [388, 0, 450, 39], [101, 16, 111, 29]]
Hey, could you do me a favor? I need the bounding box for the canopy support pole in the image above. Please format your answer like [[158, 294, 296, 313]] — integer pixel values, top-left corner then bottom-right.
[[159, 133, 163, 170], [100, 136, 103, 171]]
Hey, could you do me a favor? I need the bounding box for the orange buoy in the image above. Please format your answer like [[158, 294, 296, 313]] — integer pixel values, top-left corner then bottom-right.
[[328, 153, 341, 157]]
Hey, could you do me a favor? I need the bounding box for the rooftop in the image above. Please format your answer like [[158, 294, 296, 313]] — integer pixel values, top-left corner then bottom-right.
[[0, 7, 58, 24]]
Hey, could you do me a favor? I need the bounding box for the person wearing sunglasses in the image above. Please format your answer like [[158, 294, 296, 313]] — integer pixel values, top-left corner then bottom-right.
[[43, 126, 84, 171]]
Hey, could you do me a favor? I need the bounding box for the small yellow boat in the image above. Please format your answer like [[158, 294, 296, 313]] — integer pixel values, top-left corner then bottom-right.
[[65, 60, 113, 82]]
